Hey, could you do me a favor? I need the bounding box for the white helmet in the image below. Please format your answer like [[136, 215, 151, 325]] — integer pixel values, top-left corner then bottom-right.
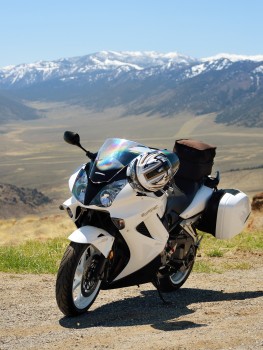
[[127, 151, 179, 192]]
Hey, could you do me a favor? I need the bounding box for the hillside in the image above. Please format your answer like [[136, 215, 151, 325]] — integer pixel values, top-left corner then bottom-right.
[[0, 93, 41, 123], [0, 183, 52, 219], [0, 51, 262, 127]]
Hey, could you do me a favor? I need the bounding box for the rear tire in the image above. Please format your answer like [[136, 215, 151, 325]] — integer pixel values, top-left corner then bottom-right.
[[56, 242, 102, 316], [156, 245, 196, 292]]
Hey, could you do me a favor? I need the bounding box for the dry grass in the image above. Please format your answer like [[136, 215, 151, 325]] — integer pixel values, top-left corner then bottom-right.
[[246, 208, 263, 232], [0, 212, 262, 275], [0, 214, 75, 246], [0, 209, 262, 274], [0, 208, 261, 245], [193, 209, 263, 273]]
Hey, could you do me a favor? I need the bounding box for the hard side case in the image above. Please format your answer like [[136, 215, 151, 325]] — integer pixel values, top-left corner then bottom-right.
[[197, 189, 251, 239]]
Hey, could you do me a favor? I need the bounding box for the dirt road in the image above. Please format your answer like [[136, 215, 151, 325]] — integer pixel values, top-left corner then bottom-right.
[[1, 266, 262, 350]]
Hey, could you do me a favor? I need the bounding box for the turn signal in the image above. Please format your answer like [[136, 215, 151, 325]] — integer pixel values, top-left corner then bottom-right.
[[66, 207, 73, 218], [111, 218, 125, 230]]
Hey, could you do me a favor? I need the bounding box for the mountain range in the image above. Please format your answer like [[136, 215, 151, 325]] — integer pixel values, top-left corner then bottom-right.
[[0, 51, 263, 127]]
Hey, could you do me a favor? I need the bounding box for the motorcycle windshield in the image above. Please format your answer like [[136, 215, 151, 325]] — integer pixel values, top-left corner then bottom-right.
[[89, 138, 151, 183]]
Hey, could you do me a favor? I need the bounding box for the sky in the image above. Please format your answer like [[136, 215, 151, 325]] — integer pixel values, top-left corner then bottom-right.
[[1, 0, 262, 68]]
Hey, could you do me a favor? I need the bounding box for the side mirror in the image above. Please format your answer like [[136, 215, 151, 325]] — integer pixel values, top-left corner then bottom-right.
[[64, 131, 80, 146], [63, 130, 95, 159]]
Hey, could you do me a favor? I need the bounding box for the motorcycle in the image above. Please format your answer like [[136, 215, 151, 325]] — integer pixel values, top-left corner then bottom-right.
[[56, 131, 251, 316]]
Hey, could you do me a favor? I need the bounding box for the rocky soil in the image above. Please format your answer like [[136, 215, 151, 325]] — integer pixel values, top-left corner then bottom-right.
[[0, 265, 262, 350], [251, 192, 263, 211], [0, 184, 52, 219]]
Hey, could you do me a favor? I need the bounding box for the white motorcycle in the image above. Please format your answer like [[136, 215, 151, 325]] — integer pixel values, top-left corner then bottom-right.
[[56, 131, 250, 316]]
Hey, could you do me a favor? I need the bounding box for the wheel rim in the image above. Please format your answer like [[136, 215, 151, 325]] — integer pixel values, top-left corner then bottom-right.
[[169, 246, 195, 286], [72, 245, 102, 310], [169, 265, 191, 285]]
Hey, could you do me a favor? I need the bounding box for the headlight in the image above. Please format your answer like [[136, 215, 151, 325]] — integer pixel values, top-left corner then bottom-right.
[[72, 168, 88, 204], [90, 179, 127, 207]]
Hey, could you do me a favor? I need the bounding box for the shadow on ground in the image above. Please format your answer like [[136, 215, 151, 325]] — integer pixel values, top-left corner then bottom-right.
[[59, 287, 263, 331]]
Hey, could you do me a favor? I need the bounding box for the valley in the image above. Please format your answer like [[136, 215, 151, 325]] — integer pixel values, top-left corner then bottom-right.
[[0, 101, 262, 212]]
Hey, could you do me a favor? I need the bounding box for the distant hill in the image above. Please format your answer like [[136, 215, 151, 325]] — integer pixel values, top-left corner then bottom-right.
[[0, 92, 41, 123], [0, 51, 262, 127], [0, 184, 52, 219]]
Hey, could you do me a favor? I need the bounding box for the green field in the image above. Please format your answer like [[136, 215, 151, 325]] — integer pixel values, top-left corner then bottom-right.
[[0, 226, 262, 274]]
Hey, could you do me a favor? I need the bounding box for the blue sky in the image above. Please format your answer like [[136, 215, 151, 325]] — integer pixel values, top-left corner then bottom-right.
[[1, 0, 262, 67]]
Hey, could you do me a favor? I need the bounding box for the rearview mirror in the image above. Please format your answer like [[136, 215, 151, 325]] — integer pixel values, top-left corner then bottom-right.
[[63, 131, 80, 146]]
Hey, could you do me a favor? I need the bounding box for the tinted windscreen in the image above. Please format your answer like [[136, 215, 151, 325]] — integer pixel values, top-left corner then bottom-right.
[[89, 138, 151, 183]]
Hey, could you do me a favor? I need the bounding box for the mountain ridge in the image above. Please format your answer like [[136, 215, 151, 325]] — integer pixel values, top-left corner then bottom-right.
[[0, 51, 262, 127]]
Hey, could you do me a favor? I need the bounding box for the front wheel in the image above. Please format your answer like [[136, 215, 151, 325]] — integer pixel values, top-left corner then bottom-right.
[[56, 242, 103, 316]]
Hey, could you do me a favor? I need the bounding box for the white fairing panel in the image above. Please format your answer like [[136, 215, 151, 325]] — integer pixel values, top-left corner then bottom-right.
[[108, 183, 169, 281], [215, 191, 251, 240], [68, 226, 115, 257], [108, 183, 167, 219], [180, 185, 214, 219], [62, 196, 78, 220], [113, 213, 169, 281]]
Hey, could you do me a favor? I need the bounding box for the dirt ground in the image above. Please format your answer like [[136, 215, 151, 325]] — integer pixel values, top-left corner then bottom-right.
[[0, 264, 262, 350], [1, 211, 262, 350]]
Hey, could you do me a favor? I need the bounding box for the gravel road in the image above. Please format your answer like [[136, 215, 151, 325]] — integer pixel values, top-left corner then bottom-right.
[[1, 266, 262, 350]]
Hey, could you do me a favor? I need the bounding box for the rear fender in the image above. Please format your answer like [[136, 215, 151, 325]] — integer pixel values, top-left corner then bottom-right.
[[68, 226, 115, 257]]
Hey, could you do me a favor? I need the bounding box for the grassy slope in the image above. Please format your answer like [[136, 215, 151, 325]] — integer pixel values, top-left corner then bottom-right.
[[0, 210, 262, 275]]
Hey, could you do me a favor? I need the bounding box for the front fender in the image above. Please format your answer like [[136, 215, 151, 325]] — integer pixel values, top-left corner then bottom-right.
[[68, 226, 115, 257]]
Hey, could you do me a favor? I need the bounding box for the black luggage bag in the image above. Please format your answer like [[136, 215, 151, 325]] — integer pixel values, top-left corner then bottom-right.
[[173, 139, 216, 181]]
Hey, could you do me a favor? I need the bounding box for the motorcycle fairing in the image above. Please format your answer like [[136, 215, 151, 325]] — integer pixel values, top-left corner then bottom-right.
[[102, 254, 162, 289], [68, 226, 115, 258], [99, 184, 169, 281], [62, 196, 79, 221], [112, 212, 169, 281], [65, 182, 169, 282], [179, 185, 214, 219]]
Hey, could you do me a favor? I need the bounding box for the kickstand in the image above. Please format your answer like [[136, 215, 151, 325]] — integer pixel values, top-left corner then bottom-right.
[[153, 277, 172, 305]]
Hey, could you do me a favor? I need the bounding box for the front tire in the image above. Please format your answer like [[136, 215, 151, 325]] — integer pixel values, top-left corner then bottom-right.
[[56, 242, 103, 316]]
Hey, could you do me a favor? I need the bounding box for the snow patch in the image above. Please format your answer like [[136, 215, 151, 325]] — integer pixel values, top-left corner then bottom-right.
[[253, 65, 263, 73], [202, 53, 263, 63]]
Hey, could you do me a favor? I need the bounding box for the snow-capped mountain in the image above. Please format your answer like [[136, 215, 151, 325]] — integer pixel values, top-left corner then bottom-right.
[[0, 51, 197, 88], [1, 51, 262, 88], [0, 51, 263, 127]]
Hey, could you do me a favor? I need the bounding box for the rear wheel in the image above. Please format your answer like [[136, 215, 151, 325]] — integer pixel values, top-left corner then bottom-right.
[[156, 245, 196, 292], [56, 242, 103, 316]]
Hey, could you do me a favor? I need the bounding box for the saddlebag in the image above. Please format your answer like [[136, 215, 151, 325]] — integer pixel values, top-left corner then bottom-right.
[[173, 139, 216, 181], [197, 189, 251, 240]]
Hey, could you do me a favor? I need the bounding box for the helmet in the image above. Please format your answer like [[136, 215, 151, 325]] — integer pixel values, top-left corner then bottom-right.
[[127, 151, 179, 192]]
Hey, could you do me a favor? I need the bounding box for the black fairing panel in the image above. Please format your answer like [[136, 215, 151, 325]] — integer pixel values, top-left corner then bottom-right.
[[101, 255, 161, 290], [84, 167, 127, 205], [169, 177, 201, 214]]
